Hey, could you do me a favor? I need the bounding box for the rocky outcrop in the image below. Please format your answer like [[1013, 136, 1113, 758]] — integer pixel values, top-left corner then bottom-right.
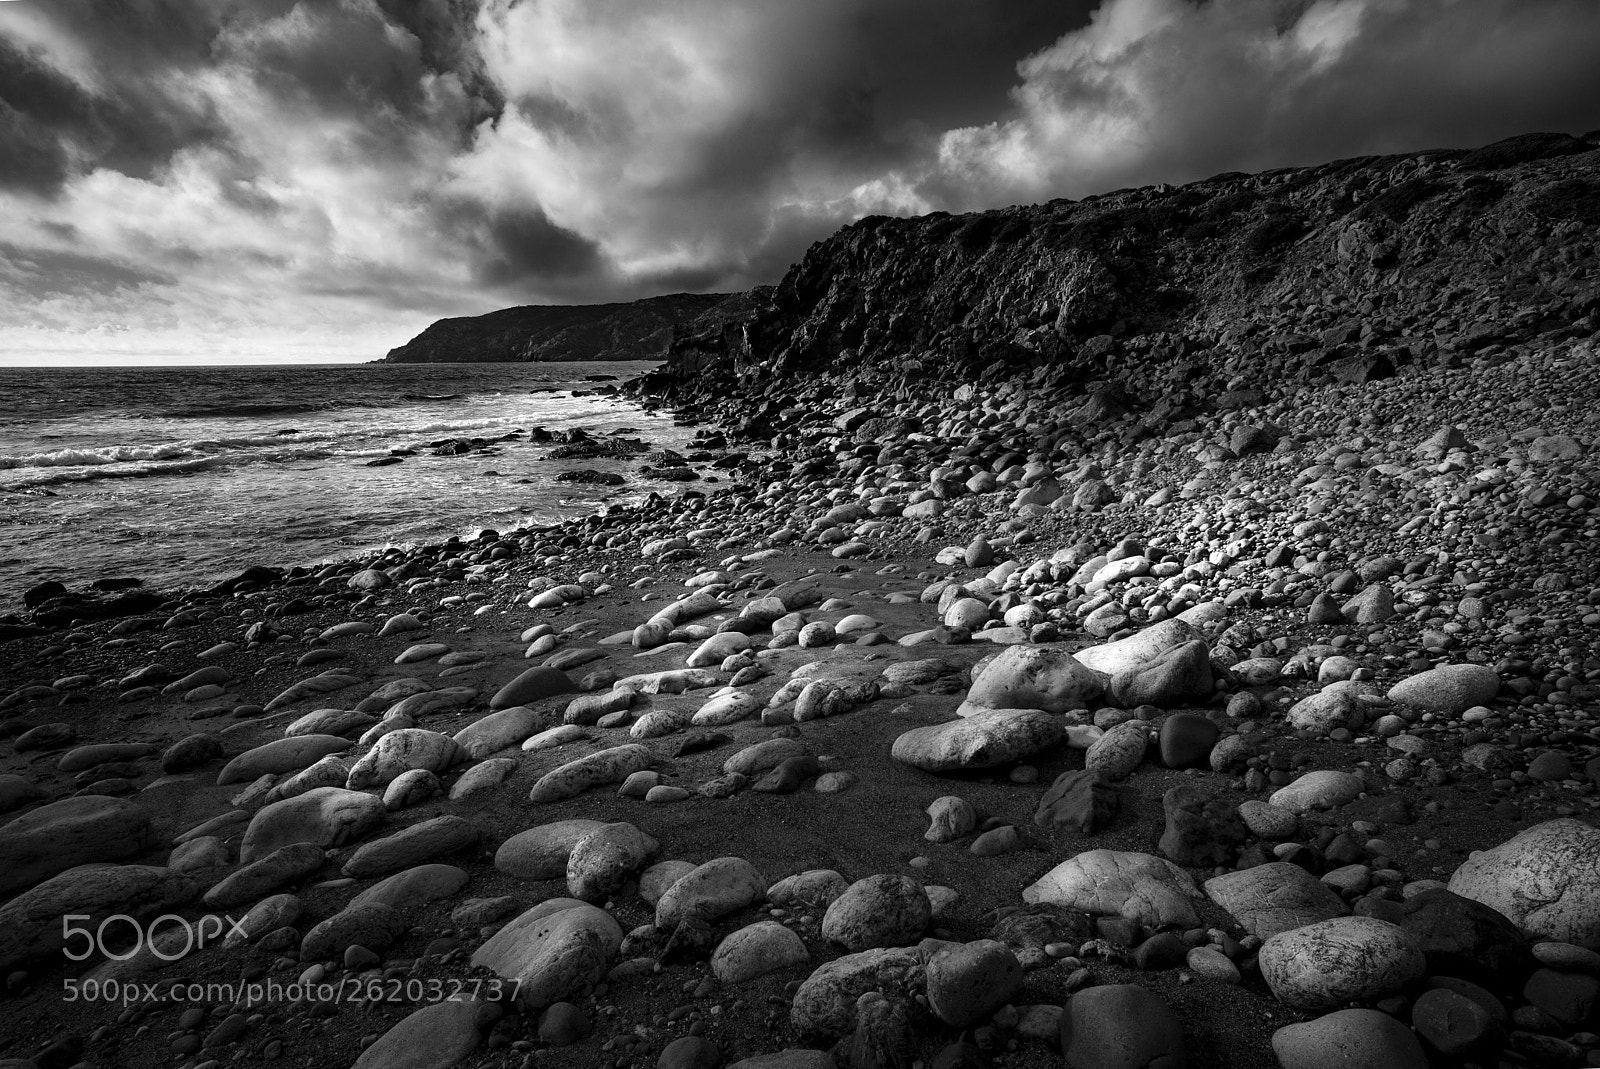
[[632, 131, 1600, 437], [383, 292, 749, 364]]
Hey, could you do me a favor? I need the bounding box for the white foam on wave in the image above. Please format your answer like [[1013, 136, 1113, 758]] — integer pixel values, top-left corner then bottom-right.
[[0, 442, 195, 469], [0, 455, 229, 489]]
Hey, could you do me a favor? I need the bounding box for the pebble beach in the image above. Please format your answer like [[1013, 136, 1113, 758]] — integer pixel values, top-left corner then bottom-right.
[[1, 333, 1598, 1069]]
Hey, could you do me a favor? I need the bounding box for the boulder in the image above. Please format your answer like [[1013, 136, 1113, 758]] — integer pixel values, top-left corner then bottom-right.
[[490, 666, 577, 710], [0, 865, 201, 972], [566, 823, 658, 902], [1259, 917, 1425, 1010], [1084, 720, 1149, 781], [1399, 888, 1535, 991], [1159, 784, 1246, 867], [205, 842, 326, 909], [239, 787, 387, 864], [1204, 863, 1349, 940], [454, 707, 543, 760], [956, 646, 1103, 716], [1059, 983, 1187, 1069], [216, 735, 351, 785], [1107, 640, 1214, 708], [1287, 685, 1366, 735], [351, 998, 490, 1069], [495, 819, 608, 880], [790, 946, 923, 1039], [1269, 770, 1365, 813], [1387, 664, 1500, 715], [1023, 850, 1201, 928], [528, 744, 654, 803], [346, 729, 461, 790], [821, 875, 931, 951], [471, 899, 623, 1011], [1447, 819, 1600, 949], [924, 940, 1022, 1028], [711, 921, 810, 983], [349, 864, 471, 911], [656, 857, 766, 930], [1073, 619, 1202, 677], [768, 870, 852, 911], [0, 795, 156, 895], [1034, 770, 1120, 836], [342, 815, 480, 877], [1271, 1009, 1427, 1069], [890, 709, 1066, 772]]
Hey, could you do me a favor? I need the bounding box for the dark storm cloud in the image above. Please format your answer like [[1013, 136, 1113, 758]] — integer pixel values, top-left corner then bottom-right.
[[472, 204, 608, 290], [0, 33, 222, 194], [0, 241, 175, 297], [2, 0, 1599, 361]]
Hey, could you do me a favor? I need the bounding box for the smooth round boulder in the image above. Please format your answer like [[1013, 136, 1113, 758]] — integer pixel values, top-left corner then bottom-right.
[[1386, 664, 1499, 716], [346, 729, 460, 790], [925, 940, 1023, 1028], [711, 921, 810, 983], [957, 645, 1103, 715], [1059, 984, 1186, 1069], [470, 899, 623, 1011], [0, 794, 155, 895], [496, 819, 607, 880], [1084, 720, 1150, 781], [891, 709, 1066, 772], [1447, 819, 1600, 949], [821, 875, 931, 951], [1271, 1008, 1427, 1069], [217, 735, 351, 785], [1259, 917, 1425, 1010], [566, 823, 658, 902], [239, 787, 387, 864], [490, 666, 577, 710], [656, 857, 766, 930], [1268, 770, 1364, 813]]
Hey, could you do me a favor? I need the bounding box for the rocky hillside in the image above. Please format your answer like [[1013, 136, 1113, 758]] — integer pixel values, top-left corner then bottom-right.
[[634, 130, 1600, 431], [382, 292, 747, 363]]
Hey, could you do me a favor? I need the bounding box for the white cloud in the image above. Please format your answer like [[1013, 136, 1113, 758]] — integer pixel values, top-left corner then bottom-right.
[[925, 0, 1600, 207]]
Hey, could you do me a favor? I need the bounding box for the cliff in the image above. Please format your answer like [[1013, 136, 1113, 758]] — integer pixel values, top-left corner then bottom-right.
[[632, 131, 1600, 433], [382, 292, 747, 363]]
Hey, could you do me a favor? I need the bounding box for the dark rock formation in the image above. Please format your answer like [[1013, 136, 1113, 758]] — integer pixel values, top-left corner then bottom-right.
[[382, 293, 750, 363], [630, 131, 1600, 435]]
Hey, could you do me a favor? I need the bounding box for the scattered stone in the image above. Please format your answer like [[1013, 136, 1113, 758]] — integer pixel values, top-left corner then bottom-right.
[[1271, 1008, 1427, 1069], [1059, 984, 1186, 1069], [1447, 819, 1600, 950], [0, 795, 156, 895], [1024, 850, 1201, 928], [1204, 863, 1350, 940], [1035, 770, 1121, 835], [711, 921, 810, 983], [822, 875, 931, 951], [1259, 917, 1425, 1010], [924, 939, 1022, 1028], [891, 709, 1066, 772]]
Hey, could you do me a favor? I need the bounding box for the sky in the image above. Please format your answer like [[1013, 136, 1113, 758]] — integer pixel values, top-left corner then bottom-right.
[[2, 0, 1599, 365]]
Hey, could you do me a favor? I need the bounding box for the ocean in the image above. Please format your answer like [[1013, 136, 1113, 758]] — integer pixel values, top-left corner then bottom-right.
[[0, 361, 698, 605]]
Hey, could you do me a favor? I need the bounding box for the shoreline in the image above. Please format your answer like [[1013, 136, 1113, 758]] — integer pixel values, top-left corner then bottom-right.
[[1, 336, 1598, 1068], [0, 362, 695, 611]]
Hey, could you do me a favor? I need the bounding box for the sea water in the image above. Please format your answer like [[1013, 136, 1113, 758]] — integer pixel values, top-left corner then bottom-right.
[[0, 361, 695, 603]]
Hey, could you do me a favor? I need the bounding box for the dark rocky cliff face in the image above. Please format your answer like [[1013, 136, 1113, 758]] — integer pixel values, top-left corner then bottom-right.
[[633, 131, 1600, 433], [382, 292, 745, 363]]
